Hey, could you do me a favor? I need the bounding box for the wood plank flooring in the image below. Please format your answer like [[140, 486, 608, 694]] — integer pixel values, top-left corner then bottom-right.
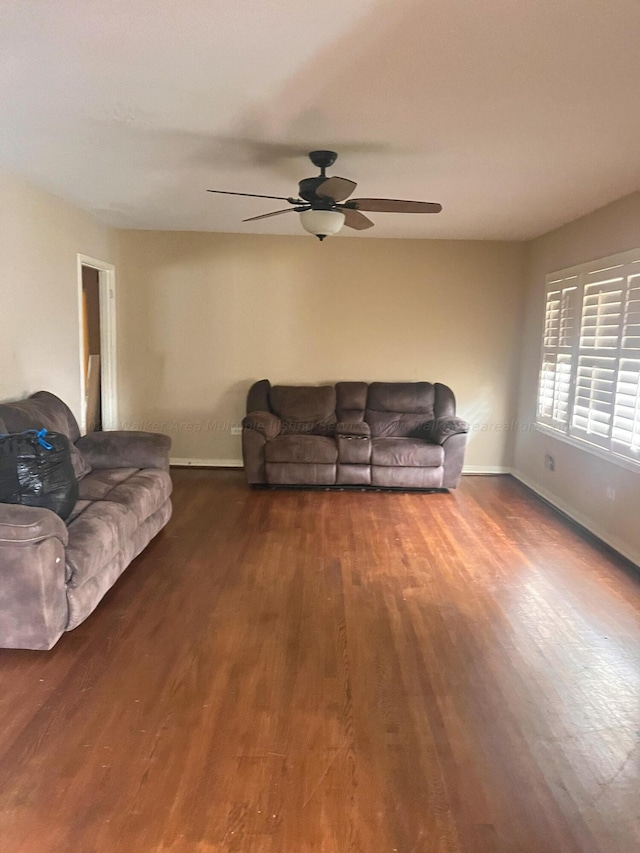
[[0, 470, 638, 852]]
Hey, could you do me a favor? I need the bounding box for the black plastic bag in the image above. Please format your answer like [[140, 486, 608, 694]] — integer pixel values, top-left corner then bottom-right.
[[0, 429, 78, 520]]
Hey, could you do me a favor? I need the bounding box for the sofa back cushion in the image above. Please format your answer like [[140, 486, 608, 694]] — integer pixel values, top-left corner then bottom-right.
[[270, 385, 337, 435], [0, 391, 90, 479], [0, 391, 81, 442], [246, 379, 271, 415], [365, 382, 436, 438], [434, 382, 456, 418], [336, 382, 368, 425]]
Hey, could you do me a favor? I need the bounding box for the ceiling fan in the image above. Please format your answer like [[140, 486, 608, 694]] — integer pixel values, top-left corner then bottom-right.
[[207, 150, 442, 241]]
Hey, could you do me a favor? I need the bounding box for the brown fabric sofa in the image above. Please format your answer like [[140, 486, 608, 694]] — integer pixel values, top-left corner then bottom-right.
[[0, 392, 172, 650], [242, 380, 468, 490]]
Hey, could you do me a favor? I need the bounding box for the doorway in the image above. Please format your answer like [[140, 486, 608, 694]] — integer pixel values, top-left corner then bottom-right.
[[77, 255, 118, 434]]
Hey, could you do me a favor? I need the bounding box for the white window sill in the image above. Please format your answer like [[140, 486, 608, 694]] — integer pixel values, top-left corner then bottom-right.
[[535, 423, 640, 475]]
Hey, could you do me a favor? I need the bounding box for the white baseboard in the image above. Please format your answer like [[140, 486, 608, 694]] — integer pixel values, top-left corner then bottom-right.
[[170, 457, 243, 468], [511, 470, 640, 569], [462, 465, 511, 475]]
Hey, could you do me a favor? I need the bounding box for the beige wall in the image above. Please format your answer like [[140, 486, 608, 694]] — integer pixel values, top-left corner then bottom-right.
[[513, 192, 640, 565], [115, 231, 527, 468], [2, 168, 637, 562], [0, 169, 115, 421]]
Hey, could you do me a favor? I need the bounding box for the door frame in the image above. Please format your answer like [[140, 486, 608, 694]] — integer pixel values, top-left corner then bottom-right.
[[77, 254, 118, 433]]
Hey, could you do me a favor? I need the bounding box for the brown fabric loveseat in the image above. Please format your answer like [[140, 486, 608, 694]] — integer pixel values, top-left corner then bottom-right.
[[0, 392, 172, 650], [242, 380, 468, 489]]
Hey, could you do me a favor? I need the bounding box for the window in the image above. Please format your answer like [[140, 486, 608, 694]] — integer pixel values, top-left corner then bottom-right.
[[537, 249, 640, 467]]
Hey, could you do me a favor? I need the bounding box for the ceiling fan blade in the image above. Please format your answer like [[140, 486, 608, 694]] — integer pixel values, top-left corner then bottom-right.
[[242, 207, 305, 223], [316, 176, 357, 202], [207, 189, 297, 202], [349, 198, 442, 214], [342, 207, 375, 230]]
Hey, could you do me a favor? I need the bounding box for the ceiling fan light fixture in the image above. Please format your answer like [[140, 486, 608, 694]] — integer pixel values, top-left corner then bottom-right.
[[299, 208, 345, 241]]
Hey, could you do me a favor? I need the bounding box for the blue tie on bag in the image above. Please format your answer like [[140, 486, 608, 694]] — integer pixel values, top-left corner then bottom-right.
[[0, 428, 78, 520]]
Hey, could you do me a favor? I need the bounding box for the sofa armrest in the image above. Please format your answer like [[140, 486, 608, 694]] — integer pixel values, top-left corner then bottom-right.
[[336, 421, 371, 438], [0, 503, 69, 650], [0, 503, 68, 547], [242, 411, 281, 440], [426, 417, 469, 445], [75, 431, 171, 471]]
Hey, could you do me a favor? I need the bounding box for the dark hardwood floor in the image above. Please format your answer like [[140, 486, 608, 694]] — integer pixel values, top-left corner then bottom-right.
[[0, 471, 638, 852]]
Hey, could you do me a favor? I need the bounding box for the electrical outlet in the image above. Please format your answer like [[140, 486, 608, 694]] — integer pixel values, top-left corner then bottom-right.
[[545, 454, 555, 472], [606, 486, 616, 501], [231, 426, 242, 436]]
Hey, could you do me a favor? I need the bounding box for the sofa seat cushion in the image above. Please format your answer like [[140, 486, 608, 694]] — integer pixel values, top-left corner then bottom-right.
[[66, 500, 138, 587], [66, 499, 172, 630], [265, 435, 338, 465], [78, 468, 139, 501], [366, 411, 436, 438], [98, 470, 173, 525], [371, 438, 444, 468], [67, 500, 92, 524], [66, 470, 173, 587]]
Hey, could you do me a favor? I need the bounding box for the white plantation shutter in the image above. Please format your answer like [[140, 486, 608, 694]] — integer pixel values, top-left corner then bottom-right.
[[612, 269, 640, 460], [538, 355, 556, 420], [570, 273, 624, 447], [537, 281, 578, 429], [613, 360, 640, 455], [537, 252, 640, 468], [572, 356, 616, 444], [621, 272, 640, 351]]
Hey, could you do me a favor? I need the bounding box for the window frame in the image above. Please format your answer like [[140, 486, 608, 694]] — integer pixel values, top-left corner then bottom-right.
[[536, 248, 640, 474]]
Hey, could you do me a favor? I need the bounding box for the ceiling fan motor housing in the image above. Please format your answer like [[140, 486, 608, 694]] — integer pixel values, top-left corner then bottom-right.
[[298, 176, 338, 205], [298, 150, 341, 201]]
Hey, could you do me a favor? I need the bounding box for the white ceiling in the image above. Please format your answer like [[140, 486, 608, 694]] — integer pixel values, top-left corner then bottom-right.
[[1, 0, 640, 240]]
